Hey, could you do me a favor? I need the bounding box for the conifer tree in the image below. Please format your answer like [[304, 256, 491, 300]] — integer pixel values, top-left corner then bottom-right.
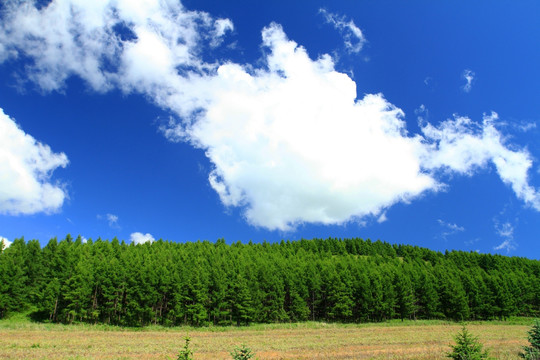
[[520, 320, 540, 359], [447, 326, 491, 360]]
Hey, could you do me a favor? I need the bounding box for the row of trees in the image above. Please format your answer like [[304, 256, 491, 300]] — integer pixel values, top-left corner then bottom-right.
[[0, 236, 538, 326]]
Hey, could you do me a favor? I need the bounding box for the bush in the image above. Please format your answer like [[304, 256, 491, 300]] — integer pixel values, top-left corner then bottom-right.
[[230, 344, 255, 360], [447, 326, 491, 360], [520, 319, 540, 359]]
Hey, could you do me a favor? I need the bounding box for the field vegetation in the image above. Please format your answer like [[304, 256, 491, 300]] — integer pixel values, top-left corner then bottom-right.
[[0, 316, 534, 359]]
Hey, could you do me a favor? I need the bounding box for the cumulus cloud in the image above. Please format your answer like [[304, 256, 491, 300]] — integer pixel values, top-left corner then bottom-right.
[[319, 9, 366, 54], [462, 69, 475, 93], [130, 232, 155, 245], [178, 24, 437, 230], [1, 1, 539, 231], [0, 108, 68, 215], [0, 236, 12, 250]]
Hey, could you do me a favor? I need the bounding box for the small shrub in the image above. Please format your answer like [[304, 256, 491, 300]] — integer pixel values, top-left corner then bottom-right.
[[176, 336, 194, 360], [447, 326, 490, 360], [520, 319, 540, 359], [231, 344, 255, 360]]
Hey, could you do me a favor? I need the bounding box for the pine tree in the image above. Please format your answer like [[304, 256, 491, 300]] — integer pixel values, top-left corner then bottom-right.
[[447, 326, 491, 360], [395, 272, 415, 321], [520, 320, 540, 359], [231, 273, 254, 326], [230, 344, 255, 360]]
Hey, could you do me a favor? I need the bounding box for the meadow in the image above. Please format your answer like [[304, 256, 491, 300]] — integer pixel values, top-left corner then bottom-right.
[[0, 316, 533, 359]]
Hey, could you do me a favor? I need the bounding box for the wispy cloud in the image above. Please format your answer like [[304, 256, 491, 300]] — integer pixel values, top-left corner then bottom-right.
[[462, 69, 475, 93], [437, 219, 465, 240], [377, 212, 388, 223], [421, 113, 540, 212], [465, 237, 480, 246], [211, 19, 234, 47], [493, 222, 516, 253], [319, 9, 366, 54], [97, 213, 120, 228], [515, 121, 537, 133], [106, 214, 119, 227], [130, 232, 155, 245]]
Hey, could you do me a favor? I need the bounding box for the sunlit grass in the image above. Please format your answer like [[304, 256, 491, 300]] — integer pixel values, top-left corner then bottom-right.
[[0, 314, 534, 359]]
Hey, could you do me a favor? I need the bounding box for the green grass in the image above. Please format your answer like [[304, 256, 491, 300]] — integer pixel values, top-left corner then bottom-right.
[[0, 311, 536, 331]]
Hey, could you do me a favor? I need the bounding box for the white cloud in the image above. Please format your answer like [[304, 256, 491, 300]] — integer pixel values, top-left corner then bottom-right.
[[0, 108, 68, 215], [1, 2, 539, 231], [515, 121, 537, 133], [421, 113, 540, 211], [462, 69, 475, 93], [0, 236, 12, 250], [0, 0, 231, 95], [130, 232, 155, 245], [377, 212, 388, 224], [107, 213, 119, 227], [437, 219, 465, 241], [211, 19, 234, 47], [438, 219, 465, 232], [494, 222, 516, 253], [319, 9, 366, 54], [180, 24, 436, 230], [97, 213, 119, 227]]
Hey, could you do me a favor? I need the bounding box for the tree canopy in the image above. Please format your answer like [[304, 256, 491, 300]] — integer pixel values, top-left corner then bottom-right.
[[1, 236, 538, 326]]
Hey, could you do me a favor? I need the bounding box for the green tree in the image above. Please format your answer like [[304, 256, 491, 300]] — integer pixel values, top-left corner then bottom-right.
[[231, 273, 254, 326], [447, 326, 491, 360], [394, 271, 415, 321], [326, 263, 354, 321], [416, 272, 441, 319], [0, 238, 28, 316], [520, 320, 540, 359], [230, 344, 255, 360]]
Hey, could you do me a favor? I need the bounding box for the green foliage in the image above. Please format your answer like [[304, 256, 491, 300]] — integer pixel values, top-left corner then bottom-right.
[[520, 319, 540, 359], [0, 236, 539, 326], [447, 326, 491, 360], [230, 344, 255, 360], [176, 336, 194, 360]]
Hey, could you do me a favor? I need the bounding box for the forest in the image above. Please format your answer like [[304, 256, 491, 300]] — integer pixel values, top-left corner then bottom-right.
[[0, 236, 538, 327]]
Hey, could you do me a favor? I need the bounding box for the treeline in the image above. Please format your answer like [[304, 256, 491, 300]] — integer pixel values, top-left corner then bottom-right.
[[0, 236, 539, 326]]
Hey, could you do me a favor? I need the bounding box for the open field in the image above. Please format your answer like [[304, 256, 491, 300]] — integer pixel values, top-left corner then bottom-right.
[[0, 317, 533, 359]]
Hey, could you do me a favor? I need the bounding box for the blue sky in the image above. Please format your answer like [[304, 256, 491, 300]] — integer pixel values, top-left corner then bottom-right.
[[0, 0, 539, 258]]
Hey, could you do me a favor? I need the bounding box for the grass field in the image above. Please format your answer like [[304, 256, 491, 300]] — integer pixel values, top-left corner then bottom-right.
[[0, 315, 534, 359]]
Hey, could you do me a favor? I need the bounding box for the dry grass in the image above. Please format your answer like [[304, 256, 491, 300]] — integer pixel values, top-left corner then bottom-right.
[[0, 320, 530, 359]]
